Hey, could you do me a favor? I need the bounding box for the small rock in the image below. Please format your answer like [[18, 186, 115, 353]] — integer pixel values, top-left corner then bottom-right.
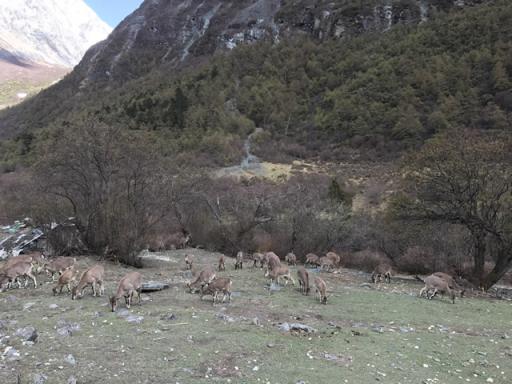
[[160, 313, 177, 321], [64, 354, 76, 366], [116, 309, 131, 318], [3, 346, 20, 361], [486, 379, 494, 383], [49, 304, 59, 310], [16, 326, 38, 342], [216, 313, 235, 323], [23, 302, 35, 311], [67, 376, 77, 384], [56, 320, 80, 337], [126, 315, 144, 324], [295, 381, 306, 384], [6, 295, 17, 303], [141, 281, 170, 292], [252, 317, 260, 326], [269, 282, 282, 292], [33, 373, 47, 384], [360, 283, 372, 289], [278, 323, 317, 333]]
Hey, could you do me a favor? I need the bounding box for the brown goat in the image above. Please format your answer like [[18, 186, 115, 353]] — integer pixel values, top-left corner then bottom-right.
[[187, 268, 216, 293], [235, 251, 243, 270], [110, 272, 143, 311], [0, 261, 37, 291], [371, 264, 393, 283], [305, 253, 320, 267], [265, 252, 281, 272], [326, 251, 341, 266], [200, 277, 232, 304], [44, 256, 76, 281], [252, 252, 265, 268], [185, 254, 194, 270], [432, 272, 465, 298], [285, 252, 297, 265], [218, 255, 226, 271], [314, 276, 328, 304], [71, 264, 105, 300], [297, 267, 310, 295], [419, 275, 456, 304], [53, 267, 80, 295], [265, 265, 295, 286], [319, 257, 334, 272]]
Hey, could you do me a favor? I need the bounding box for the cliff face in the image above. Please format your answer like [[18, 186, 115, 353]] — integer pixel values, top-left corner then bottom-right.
[[76, 0, 484, 86]]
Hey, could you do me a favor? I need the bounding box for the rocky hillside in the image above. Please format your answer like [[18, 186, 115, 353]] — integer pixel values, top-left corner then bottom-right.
[[53, 0, 485, 87], [0, 0, 508, 164]]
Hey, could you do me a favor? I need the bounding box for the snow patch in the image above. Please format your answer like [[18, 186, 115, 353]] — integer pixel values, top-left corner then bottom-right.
[[0, 0, 111, 67]]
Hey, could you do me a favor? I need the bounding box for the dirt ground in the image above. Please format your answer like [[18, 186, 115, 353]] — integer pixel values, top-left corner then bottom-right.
[[1, 249, 511, 384]]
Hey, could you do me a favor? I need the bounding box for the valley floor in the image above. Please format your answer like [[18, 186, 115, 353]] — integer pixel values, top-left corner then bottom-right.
[[1, 250, 511, 384]]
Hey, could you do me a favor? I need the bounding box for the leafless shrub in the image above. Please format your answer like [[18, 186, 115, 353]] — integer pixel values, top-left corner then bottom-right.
[[396, 246, 437, 275], [343, 249, 390, 272], [33, 120, 178, 265]]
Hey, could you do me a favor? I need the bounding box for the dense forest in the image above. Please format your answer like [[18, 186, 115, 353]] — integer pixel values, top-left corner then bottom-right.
[[1, 0, 511, 170]]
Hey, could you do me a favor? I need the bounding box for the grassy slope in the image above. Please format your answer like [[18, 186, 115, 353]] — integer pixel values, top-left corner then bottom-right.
[[1, 251, 510, 384]]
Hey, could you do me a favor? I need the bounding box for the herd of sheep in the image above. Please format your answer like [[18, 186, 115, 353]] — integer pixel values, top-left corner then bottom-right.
[[0, 248, 466, 312]]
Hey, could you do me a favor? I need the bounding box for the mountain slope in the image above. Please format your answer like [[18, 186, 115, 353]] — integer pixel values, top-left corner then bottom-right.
[[0, 0, 487, 140], [1, 0, 509, 169], [0, 0, 112, 67]]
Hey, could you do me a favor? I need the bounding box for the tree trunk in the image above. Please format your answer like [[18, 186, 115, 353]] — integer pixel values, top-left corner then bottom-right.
[[481, 250, 512, 290], [471, 230, 486, 286]]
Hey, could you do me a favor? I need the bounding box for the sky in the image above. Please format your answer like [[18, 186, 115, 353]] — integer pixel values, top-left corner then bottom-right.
[[84, 0, 144, 28]]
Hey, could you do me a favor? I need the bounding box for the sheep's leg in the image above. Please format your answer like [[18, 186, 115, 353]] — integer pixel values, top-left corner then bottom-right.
[[92, 282, 97, 296], [137, 288, 142, 305], [419, 287, 426, 298], [27, 272, 37, 288]]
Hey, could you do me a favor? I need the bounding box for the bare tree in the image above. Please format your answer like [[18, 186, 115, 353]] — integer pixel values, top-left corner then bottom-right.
[[394, 130, 512, 289], [35, 120, 177, 265]]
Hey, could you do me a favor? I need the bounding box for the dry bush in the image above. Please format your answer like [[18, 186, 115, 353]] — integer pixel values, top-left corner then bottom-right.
[[33, 121, 178, 266], [343, 249, 391, 272], [396, 246, 440, 275], [250, 230, 273, 253], [173, 173, 351, 258]]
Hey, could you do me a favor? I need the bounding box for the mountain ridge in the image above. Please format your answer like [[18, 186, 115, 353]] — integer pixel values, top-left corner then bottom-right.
[[0, 0, 112, 68]]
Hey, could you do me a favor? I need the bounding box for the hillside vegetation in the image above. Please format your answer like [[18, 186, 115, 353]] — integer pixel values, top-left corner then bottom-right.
[[1, 0, 511, 169]]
